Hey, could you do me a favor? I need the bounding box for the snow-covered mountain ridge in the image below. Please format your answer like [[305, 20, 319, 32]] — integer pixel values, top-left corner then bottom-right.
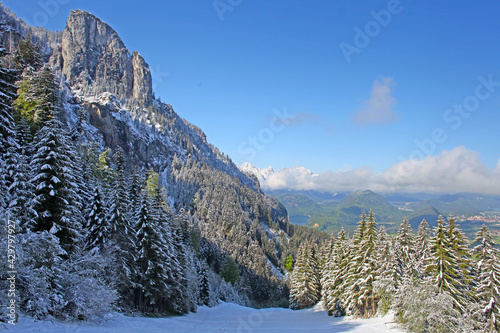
[[1, 3, 314, 308]]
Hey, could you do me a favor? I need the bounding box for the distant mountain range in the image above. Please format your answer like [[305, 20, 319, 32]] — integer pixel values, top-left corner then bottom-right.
[[272, 190, 442, 235], [239, 162, 500, 236], [269, 188, 500, 236]]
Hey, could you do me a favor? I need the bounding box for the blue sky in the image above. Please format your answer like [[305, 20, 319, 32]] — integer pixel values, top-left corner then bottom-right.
[[5, 0, 500, 193]]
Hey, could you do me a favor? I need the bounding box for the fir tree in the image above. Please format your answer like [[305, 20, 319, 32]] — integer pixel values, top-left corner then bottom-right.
[[0, 47, 18, 213], [5, 121, 35, 232], [414, 219, 431, 279], [447, 214, 473, 289], [355, 210, 379, 317], [289, 241, 321, 309], [0, 47, 17, 157], [375, 226, 397, 283], [426, 216, 465, 311], [352, 210, 367, 246], [374, 226, 397, 314], [197, 261, 210, 306], [14, 33, 42, 70], [31, 65, 59, 125], [171, 220, 195, 314], [134, 192, 170, 313], [322, 229, 349, 316], [343, 211, 379, 317], [394, 218, 415, 280], [308, 242, 322, 303], [30, 117, 83, 254], [85, 185, 108, 253], [472, 224, 500, 331], [106, 147, 137, 307]]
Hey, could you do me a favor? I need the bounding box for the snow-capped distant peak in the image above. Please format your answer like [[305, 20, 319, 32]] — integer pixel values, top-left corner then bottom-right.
[[240, 162, 274, 181]]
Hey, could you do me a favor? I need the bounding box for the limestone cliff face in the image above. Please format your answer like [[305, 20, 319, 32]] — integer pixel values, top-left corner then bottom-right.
[[54, 9, 152, 109], [37, 8, 259, 191]]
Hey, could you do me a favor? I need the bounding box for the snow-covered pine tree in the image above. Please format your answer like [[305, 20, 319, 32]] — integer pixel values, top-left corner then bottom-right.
[[134, 191, 171, 313], [322, 228, 349, 316], [289, 241, 321, 309], [353, 210, 367, 246], [447, 214, 473, 292], [147, 170, 191, 314], [26, 64, 59, 127], [170, 218, 193, 314], [355, 209, 379, 317], [0, 47, 17, 156], [426, 215, 465, 312], [343, 211, 370, 316], [375, 226, 397, 283], [128, 168, 144, 212], [106, 146, 137, 307], [30, 119, 83, 253], [414, 219, 431, 279], [373, 225, 397, 316], [29, 71, 84, 254], [308, 241, 322, 303], [472, 224, 500, 331], [13, 33, 42, 70], [321, 236, 335, 307], [0, 47, 18, 210], [289, 242, 305, 310], [85, 185, 108, 253], [320, 235, 335, 272], [197, 260, 211, 306], [5, 122, 36, 233], [394, 218, 416, 281]]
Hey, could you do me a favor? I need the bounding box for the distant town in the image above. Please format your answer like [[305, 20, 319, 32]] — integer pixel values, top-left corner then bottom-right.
[[465, 211, 500, 224]]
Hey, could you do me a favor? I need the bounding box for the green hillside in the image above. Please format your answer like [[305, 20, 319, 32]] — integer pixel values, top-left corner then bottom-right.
[[275, 190, 447, 235], [274, 193, 323, 216], [273, 190, 500, 240]]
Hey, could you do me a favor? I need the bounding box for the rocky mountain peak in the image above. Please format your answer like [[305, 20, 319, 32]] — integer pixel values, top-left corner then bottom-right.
[[52, 9, 153, 109]]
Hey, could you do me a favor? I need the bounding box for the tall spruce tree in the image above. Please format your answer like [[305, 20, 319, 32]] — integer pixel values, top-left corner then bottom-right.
[[0, 47, 18, 211], [106, 146, 137, 306], [472, 224, 500, 331], [27, 67, 83, 254], [5, 121, 35, 232], [14, 33, 42, 70], [322, 229, 349, 316], [447, 214, 473, 289], [375, 226, 397, 283], [289, 241, 321, 309], [374, 226, 397, 313], [197, 261, 210, 306], [30, 117, 84, 254], [394, 218, 416, 280], [343, 211, 372, 316], [355, 210, 379, 317], [0, 48, 17, 156], [414, 219, 431, 279], [85, 185, 109, 253], [31, 65, 59, 125], [134, 191, 171, 313], [426, 216, 465, 311]]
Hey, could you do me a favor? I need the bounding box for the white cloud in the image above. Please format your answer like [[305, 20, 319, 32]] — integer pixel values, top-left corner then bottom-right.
[[246, 146, 500, 195], [385, 146, 500, 194], [353, 77, 398, 126]]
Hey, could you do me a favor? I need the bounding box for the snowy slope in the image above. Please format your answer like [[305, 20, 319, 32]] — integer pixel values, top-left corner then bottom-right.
[[4, 303, 402, 333]]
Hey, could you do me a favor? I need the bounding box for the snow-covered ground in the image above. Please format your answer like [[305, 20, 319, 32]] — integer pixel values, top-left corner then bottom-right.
[[2, 303, 403, 333]]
